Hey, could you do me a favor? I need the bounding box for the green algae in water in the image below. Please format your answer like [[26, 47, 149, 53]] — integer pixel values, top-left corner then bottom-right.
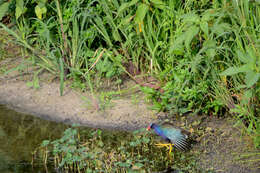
[[0, 104, 69, 172]]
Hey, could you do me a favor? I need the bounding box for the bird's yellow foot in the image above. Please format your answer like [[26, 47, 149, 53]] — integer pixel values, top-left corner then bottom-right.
[[155, 143, 174, 155]]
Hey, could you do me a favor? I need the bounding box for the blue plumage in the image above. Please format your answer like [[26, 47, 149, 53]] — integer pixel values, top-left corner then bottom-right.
[[148, 123, 190, 151]]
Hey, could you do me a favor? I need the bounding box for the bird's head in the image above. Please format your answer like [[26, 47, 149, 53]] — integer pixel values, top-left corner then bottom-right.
[[147, 123, 155, 131]]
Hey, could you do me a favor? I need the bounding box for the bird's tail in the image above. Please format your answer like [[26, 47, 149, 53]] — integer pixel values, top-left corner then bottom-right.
[[173, 136, 191, 151]]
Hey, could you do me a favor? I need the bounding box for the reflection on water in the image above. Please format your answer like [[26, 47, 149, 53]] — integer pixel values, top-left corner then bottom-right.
[[0, 104, 69, 173]]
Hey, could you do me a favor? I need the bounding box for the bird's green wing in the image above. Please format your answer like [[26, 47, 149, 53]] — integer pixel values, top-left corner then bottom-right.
[[161, 127, 190, 151]]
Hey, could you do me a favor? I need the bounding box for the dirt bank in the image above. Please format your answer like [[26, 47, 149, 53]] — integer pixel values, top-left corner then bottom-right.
[[0, 58, 161, 130]]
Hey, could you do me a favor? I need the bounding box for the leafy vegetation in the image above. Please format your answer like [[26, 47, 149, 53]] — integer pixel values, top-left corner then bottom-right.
[[0, 0, 259, 148], [36, 126, 208, 172]]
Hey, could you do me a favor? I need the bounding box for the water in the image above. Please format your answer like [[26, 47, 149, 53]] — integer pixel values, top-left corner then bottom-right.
[[0, 104, 69, 173]]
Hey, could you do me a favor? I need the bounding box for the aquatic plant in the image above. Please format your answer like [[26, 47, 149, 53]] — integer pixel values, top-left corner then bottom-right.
[[37, 127, 206, 172]]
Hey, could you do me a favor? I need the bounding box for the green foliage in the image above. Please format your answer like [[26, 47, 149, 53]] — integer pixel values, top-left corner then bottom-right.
[[0, 1, 10, 21], [219, 0, 260, 148], [0, 0, 259, 147], [220, 47, 260, 88], [38, 127, 206, 172]]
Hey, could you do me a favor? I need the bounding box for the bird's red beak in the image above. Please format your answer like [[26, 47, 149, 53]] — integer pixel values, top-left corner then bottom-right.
[[146, 126, 151, 131]]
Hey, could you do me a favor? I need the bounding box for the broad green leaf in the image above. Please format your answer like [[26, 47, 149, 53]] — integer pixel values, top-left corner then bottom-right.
[[112, 30, 120, 41], [203, 39, 216, 48], [35, 5, 47, 20], [119, 14, 133, 26], [220, 64, 249, 76], [16, 7, 23, 20], [182, 12, 200, 24], [200, 21, 208, 37], [118, 0, 138, 15], [0, 2, 10, 21], [170, 32, 186, 55], [241, 89, 253, 105], [118, 3, 130, 15], [150, 0, 164, 5], [201, 10, 212, 22], [247, 46, 257, 64], [135, 3, 149, 23], [236, 49, 249, 63], [171, 44, 184, 55], [203, 40, 216, 58], [245, 71, 260, 87], [36, 0, 47, 3], [185, 26, 199, 51], [150, 0, 165, 9], [41, 140, 50, 147], [212, 23, 231, 36], [16, 0, 24, 19], [237, 84, 247, 89], [206, 49, 216, 59], [191, 54, 203, 73], [118, 162, 131, 167], [128, 0, 140, 6], [201, 9, 219, 22]]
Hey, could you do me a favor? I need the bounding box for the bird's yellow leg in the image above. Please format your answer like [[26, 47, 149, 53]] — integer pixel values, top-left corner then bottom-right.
[[168, 144, 173, 155], [155, 143, 174, 154], [155, 143, 171, 147]]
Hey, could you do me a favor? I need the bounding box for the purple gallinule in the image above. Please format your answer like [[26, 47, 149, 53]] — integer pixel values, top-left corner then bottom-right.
[[147, 123, 191, 154]]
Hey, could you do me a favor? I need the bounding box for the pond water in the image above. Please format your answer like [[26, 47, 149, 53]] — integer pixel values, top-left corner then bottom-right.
[[0, 104, 69, 173], [0, 104, 201, 172]]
